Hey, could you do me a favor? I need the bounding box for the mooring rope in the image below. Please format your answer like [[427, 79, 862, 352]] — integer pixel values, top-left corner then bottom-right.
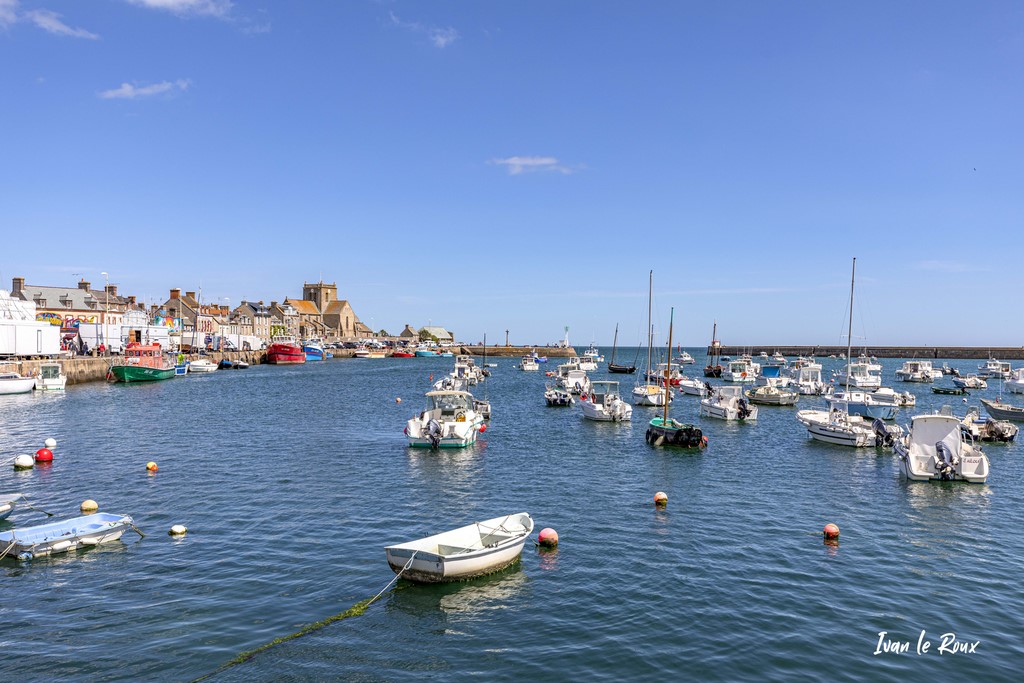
[[190, 551, 418, 682]]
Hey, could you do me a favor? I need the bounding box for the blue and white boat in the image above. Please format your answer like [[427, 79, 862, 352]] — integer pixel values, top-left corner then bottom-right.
[[826, 390, 899, 420], [0, 512, 135, 561], [302, 339, 325, 361]]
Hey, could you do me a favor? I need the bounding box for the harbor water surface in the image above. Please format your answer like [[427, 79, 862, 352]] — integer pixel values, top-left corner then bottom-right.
[[2, 351, 1022, 681]]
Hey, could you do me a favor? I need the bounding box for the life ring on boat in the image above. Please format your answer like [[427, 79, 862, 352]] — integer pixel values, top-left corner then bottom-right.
[[455, 410, 467, 422], [741, 371, 747, 378]]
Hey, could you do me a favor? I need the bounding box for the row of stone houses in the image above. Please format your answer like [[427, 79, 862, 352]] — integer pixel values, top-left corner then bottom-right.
[[7, 275, 457, 348]]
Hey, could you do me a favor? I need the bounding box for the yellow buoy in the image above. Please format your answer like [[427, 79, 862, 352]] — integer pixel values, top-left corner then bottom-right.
[[396, 397, 402, 403], [81, 499, 98, 513], [654, 491, 668, 507], [146, 461, 158, 472], [169, 524, 188, 536]]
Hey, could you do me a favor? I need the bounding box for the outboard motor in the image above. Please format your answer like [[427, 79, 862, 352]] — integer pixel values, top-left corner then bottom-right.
[[427, 419, 443, 449], [737, 398, 751, 419], [873, 418, 894, 447], [934, 440, 958, 480]]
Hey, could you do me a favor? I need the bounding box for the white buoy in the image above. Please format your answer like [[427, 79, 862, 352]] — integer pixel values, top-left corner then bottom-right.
[[44, 437, 57, 449], [14, 454, 34, 470], [169, 524, 188, 536]]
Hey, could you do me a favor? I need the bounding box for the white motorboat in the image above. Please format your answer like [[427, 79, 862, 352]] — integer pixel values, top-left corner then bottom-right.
[[35, 362, 67, 391], [869, 386, 916, 407], [405, 390, 485, 449], [833, 361, 882, 389], [1005, 368, 1024, 394], [582, 342, 604, 363], [557, 368, 592, 396], [518, 356, 539, 371], [786, 357, 828, 395], [978, 358, 1011, 380], [385, 513, 534, 583], [572, 355, 598, 372], [796, 408, 891, 447], [895, 408, 989, 483], [722, 356, 760, 383], [189, 358, 218, 373], [579, 380, 633, 422], [544, 382, 574, 406], [960, 406, 1018, 443], [674, 350, 696, 365], [952, 374, 988, 390], [677, 375, 710, 396], [745, 378, 799, 406], [895, 360, 939, 382], [700, 385, 757, 420], [0, 366, 36, 395]]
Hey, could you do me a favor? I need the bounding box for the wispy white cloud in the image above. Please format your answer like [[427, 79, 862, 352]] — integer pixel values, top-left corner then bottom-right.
[[24, 8, 99, 39], [125, 0, 232, 17], [0, 0, 18, 27], [490, 156, 578, 175], [389, 11, 458, 48], [99, 79, 191, 100], [913, 260, 988, 273], [0, 1, 98, 38]]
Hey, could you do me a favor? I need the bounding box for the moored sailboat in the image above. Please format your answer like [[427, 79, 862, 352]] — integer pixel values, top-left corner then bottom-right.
[[645, 307, 708, 449]]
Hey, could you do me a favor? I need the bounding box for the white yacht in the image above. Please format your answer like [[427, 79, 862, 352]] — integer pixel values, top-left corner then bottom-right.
[[405, 390, 485, 449], [35, 362, 67, 391], [582, 342, 604, 364]]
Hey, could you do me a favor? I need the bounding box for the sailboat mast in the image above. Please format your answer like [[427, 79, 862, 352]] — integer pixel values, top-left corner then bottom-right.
[[646, 270, 653, 380], [610, 323, 619, 365], [664, 307, 674, 424], [845, 257, 856, 395]]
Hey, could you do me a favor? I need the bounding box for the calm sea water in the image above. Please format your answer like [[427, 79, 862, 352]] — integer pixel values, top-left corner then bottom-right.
[[2, 351, 1022, 682]]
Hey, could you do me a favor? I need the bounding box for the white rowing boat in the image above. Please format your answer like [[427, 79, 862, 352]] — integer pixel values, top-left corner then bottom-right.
[[385, 512, 534, 583], [0, 512, 135, 561]]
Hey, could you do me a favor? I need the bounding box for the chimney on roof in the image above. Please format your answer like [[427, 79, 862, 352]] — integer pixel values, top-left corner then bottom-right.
[[270, 301, 278, 308], [78, 279, 90, 291], [185, 291, 196, 300], [170, 288, 180, 300], [11, 277, 24, 296], [127, 295, 136, 305], [105, 284, 118, 297]]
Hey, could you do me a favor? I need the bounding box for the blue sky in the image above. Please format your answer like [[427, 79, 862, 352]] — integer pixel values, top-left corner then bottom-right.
[[2, 1, 1022, 347]]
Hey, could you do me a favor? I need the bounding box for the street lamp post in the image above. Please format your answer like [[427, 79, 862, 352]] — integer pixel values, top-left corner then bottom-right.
[[100, 271, 109, 355]]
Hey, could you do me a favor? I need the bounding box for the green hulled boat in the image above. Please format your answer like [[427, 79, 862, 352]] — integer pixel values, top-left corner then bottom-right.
[[108, 343, 177, 383], [645, 307, 708, 450]]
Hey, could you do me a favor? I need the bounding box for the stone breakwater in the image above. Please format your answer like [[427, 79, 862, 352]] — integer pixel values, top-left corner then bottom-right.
[[711, 346, 1024, 360], [10, 350, 266, 386]]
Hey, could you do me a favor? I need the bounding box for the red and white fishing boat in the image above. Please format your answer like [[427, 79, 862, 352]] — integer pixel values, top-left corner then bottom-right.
[[266, 335, 305, 365]]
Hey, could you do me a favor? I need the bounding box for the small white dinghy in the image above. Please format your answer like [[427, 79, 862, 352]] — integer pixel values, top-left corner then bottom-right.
[[0, 493, 26, 521], [385, 512, 534, 583], [0, 512, 136, 561]]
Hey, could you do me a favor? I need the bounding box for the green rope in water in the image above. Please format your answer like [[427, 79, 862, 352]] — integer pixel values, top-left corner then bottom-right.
[[191, 552, 417, 682]]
